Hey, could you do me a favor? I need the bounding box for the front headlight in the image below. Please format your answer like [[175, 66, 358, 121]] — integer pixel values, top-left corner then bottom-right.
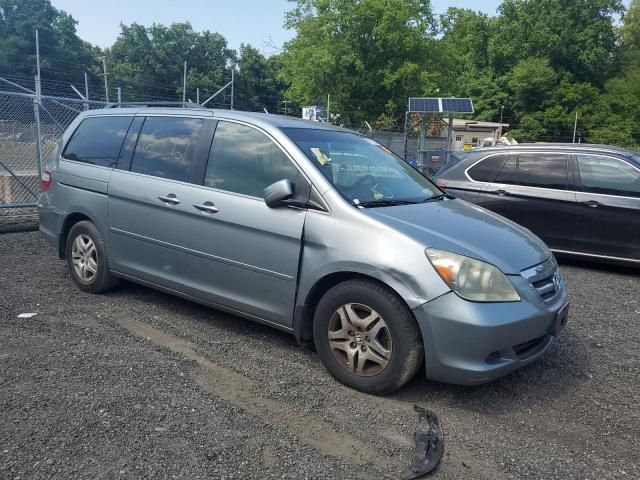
[[425, 248, 520, 302]]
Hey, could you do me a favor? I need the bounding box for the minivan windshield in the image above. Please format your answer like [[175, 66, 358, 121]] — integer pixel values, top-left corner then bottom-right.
[[283, 128, 442, 207]]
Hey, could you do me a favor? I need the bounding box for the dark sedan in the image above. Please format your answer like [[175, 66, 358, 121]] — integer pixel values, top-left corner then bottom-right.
[[434, 144, 640, 266]]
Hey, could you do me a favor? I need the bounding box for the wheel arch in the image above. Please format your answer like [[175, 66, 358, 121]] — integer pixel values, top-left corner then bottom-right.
[[293, 271, 417, 346], [58, 212, 95, 258]]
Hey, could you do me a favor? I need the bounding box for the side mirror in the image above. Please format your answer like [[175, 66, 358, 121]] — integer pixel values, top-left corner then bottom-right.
[[263, 179, 294, 208]]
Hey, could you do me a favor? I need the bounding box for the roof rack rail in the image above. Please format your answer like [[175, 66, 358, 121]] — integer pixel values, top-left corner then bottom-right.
[[104, 101, 206, 109]]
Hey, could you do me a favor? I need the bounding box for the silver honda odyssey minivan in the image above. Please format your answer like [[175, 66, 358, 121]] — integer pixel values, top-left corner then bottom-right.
[[38, 106, 569, 394]]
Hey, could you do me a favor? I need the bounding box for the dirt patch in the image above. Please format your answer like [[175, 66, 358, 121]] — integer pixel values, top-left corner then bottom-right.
[[118, 317, 386, 468]]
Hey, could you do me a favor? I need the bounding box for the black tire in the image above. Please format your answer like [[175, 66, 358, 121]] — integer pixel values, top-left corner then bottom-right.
[[313, 279, 423, 395], [66, 220, 119, 294]]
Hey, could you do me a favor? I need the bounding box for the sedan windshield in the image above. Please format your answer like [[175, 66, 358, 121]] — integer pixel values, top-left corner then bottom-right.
[[283, 128, 441, 206]]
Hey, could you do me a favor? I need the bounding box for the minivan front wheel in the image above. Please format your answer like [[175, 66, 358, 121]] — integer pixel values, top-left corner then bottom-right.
[[66, 221, 118, 294], [313, 279, 423, 394]]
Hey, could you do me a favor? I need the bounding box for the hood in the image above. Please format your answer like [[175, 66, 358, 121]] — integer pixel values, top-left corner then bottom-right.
[[363, 198, 550, 274]]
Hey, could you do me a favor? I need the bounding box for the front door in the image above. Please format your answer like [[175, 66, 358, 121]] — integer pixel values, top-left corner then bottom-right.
[[573, 153, 640, 261], [182, 119, 308, 326]]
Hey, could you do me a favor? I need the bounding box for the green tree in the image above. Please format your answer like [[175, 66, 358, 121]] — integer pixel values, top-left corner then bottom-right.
[[235, 45, 288, 113], [0, 0, 96, 83], [506, 57, 556, 112], [621, 0, 640, 65], [439, 8, 494, 74], [107, 22, 234, 102], [280, 0, 438, 123], [489, 0, 624, 86]]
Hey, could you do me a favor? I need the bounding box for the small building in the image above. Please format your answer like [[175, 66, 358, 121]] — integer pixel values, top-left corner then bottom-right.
[[444, 119, 510, 150]]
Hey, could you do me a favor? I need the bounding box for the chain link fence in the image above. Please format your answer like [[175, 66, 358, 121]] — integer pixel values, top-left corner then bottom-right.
[[0, 85, 107, 231]]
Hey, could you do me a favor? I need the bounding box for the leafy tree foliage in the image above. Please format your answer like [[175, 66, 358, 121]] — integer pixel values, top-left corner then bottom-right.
[[0, 0, 96, 83], [1, 0, 639, 147], [437, 1, 628, 144], [621, 0, 640, 65], [489, 0, 623, 86], [107, 22, 235, 102], [280, 0, 440, 123], [235, 45, 289, 113]]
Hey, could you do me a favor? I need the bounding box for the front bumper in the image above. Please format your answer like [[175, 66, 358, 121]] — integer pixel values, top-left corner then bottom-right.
[[413, 274, 568, 386]]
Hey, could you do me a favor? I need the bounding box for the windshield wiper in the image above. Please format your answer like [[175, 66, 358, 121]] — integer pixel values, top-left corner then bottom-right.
[[421, 194, 446, 202], [355, 199, 419, 208]]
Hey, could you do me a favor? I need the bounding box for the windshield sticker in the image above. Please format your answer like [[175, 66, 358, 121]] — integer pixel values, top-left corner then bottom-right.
[[310, 147, 331, 166]]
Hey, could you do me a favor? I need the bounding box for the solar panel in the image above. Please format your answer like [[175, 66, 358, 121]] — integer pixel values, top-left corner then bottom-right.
[[408, 97, 474, 114], [408, 98, 440, 113], [441, 98, 474, 113]]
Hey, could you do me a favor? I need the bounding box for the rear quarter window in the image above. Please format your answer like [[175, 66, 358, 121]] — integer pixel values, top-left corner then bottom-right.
[[62, 116, 133, 167], [467, 154, 509, 182]]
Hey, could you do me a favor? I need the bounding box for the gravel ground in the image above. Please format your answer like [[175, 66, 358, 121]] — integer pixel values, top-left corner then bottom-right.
[[0, 208, 38, 233], [1, 230, 638, 479]]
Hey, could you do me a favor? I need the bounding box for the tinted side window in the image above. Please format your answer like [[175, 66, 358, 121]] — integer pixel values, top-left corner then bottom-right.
[[62, 116, 132, 167], [517, 154, 568, 190], [130, 116, 205, 183], [467, 154, 509, 182], [205, 121, 299, 197], [495, 156, 518, 184], [576, 155, 640, 198]]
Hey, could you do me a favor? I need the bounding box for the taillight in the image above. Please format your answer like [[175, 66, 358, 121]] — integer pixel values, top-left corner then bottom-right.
[[436, 180, 447, 190], [40, 170, 52, 192]]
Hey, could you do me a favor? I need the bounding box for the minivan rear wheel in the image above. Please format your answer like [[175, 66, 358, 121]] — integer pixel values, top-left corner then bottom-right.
[[313, 279, 423, 394], [66, 221, 118, 294]]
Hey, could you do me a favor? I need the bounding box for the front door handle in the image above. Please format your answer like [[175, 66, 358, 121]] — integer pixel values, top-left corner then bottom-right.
[[158, 194, 180, 205], [194, 201, 219, 214], [580, 200, 601, 208], [494, 189, 508, 196]]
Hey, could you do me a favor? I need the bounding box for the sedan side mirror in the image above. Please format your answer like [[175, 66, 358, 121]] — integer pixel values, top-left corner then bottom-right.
[[263, 179, 294, 208]]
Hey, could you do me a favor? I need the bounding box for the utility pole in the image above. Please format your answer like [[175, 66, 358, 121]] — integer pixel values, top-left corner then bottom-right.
[[35, 29, 41, 86], [282, 99, 288, 116], [572, 111, 578, 143], [446, 113, 454, 164], [196, 87, 200, 104], [327, 94, 330, 124], [117, 87, 122, 104], [100, 56, 109, 102], [84, 71, 89, 110], [182, 61, 187, 104], [499, 105, 504, 139], [33, 29, 43, 179], [230, 68, 234, 110]]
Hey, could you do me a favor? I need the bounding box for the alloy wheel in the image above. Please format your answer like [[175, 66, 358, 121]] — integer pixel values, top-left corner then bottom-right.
[[71, 234, 98, 282], [327, 303, 393, 376]]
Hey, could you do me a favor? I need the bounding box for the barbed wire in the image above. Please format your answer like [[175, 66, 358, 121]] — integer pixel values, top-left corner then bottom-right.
[[1, 59, 638, 151]]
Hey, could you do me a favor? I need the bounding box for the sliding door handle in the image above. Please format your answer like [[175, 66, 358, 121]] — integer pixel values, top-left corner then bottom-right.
[[194, 201, 219, 214], [158, 194, 180, 205]]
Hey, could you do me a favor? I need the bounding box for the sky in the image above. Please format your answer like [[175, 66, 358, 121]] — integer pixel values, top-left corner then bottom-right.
[[49, 0, 509, 54]]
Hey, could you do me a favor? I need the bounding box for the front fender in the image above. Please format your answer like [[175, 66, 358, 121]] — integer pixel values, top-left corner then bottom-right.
[[297, 260, 432, 311]]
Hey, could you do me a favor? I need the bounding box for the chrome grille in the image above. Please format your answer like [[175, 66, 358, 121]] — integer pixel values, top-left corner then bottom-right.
[[521, 257, 560, 302]]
